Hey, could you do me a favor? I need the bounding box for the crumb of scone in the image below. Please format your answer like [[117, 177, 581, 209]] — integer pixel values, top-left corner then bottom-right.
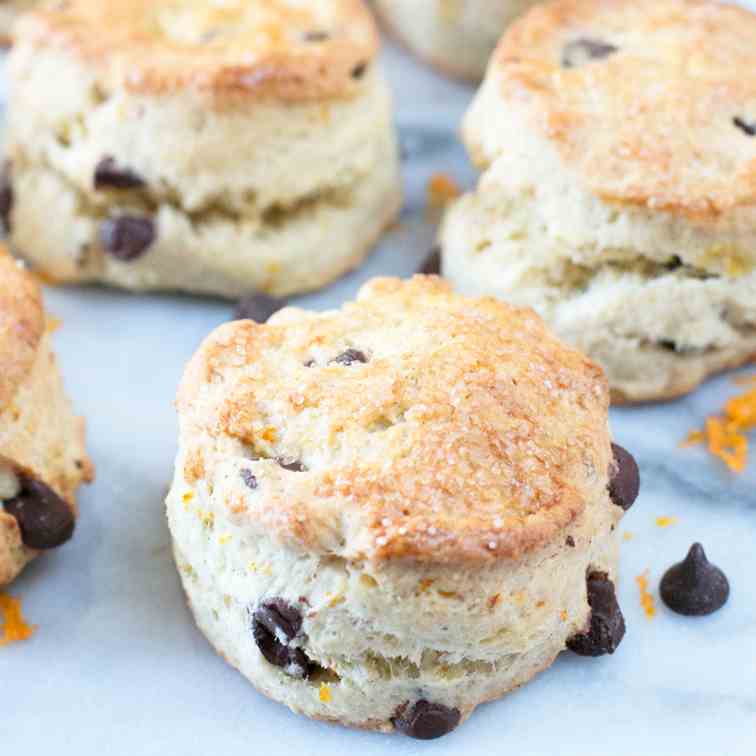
[[0, 593, 35, 646]]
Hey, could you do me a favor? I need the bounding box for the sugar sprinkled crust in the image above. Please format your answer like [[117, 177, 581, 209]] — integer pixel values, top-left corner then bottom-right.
[[483, 0, 756, 220], [177, 275, 611, 564], [18, 0, 379, 103]]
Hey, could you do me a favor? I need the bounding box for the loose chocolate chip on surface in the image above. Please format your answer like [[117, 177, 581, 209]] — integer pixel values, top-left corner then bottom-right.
[[233, 293, 285, 323], [418, 246, 441, 275], [733, 116, 756, 137], [330, 348, 368, 366], [660, 543, 729, 616], [276, 458, 307, 473], [94, 156, 146, 190], [252, 599, 312, 678], [240, 469, 258, 490], [3, 475, 75, 550], [562, 38, 618, 68], [351, 61, 368, 78], [608, 443, 640, 511], [567, 572, 626, 656], [100, 215, 155, 261], [393, 700, 461, 740]]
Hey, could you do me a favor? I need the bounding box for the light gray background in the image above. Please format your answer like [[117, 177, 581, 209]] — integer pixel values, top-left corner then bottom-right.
[[3, 19, 755, 756]]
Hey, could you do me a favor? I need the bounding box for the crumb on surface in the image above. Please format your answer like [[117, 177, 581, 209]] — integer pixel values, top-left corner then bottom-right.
[[684, 378, 756, 471], [636, 572, 656, 619], [0, 593, 35, 646]]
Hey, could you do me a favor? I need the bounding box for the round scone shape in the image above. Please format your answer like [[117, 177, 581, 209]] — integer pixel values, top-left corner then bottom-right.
[[372, 0, 540, 81], [440, 0, 756, 402], [0, 246, 92, 586], [4, 0, 401, 298], [167, 276, 635, 736]]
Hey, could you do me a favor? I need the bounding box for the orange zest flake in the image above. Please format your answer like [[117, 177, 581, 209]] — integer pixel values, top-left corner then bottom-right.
[[684, 378, 756, 472], [426, 172, 460, 209], [622, 531, 635, 541], [319, 683, 332, 703], [636, 572, 656, 619], [0, 593, 36, 646], [655, 516, 678, 528], [46, 315, 62, 334], [559, 609, 568, 622]]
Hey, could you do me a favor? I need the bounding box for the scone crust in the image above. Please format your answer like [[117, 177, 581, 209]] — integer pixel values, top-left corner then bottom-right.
[[177, 276, 611, 564], [18, 0, 379, 103], [493, 0, 756, 219], [0, 247, 44, 410]]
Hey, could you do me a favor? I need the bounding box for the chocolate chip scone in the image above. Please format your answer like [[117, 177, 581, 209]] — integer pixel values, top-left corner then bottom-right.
[[166, 276, 637, 738], [0, 0, 36, 46], [0, 246, 92, 586], [440, 0, 756, 402], [5, 0, 401, 299], [372, 0, 539, 81]]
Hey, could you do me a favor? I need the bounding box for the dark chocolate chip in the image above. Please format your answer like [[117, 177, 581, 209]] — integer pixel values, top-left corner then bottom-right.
[[3, 475, 75, 550], [233, 293, 286, 323], [100, 215, 155, 261], [567, 572, 626, 656], [418, 246, 441, 275], [276, 458, 307, 473], [660, 543, 729, 616], [303, 31, 330, 42], [240, 469, 258, 490], [330, 348, 368, 366], [0, 161, 13, 234], [252, 599, 312, 678], [351, 61, 368, 79], [608, 443, 640, 511], [393, 700, 461, 740], [665, 255, 683, 271], [562, 38, 618, 68], [733, 116, 756, 137], [566, 535, 576, 548], [659, 340, 677, 352], [93, 156, 146, 190]]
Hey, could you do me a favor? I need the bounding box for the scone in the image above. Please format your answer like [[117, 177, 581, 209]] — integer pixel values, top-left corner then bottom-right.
[[372, 0, 538, 81], [0, 0, 36, 46], [0, 246, 92, 586], [166, 276, 638, 738], [440, 0, 756, 402], [4, 0, 401, 299]]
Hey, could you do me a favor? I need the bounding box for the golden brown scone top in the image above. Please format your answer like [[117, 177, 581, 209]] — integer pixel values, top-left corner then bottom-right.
[[178, 277, 612, 565], [0, 245, 43, 413], [18, 0, 379, 102], [494, 0, 756, 219]]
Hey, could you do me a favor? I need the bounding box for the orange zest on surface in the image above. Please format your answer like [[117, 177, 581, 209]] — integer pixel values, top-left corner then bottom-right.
[[0, 593, 36, 646], [655, 516, 678, 528], [684, 377, 756, 472], [319, 683, 332, 703], [426, 172, 460, 209], [622, 531, 635, 541], [636, 572, 656, 619], [46, 315, 62, 334]]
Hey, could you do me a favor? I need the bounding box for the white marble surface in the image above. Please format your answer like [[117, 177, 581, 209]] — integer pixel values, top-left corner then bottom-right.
[[3, 30, 756, 756]]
